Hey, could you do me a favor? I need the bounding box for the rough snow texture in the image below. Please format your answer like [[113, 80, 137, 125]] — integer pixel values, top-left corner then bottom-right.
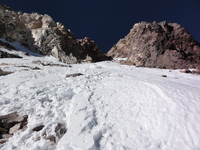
[[0, 3, 107, 63], [107, 21, 200, 69], [0, 47, 200, 150]]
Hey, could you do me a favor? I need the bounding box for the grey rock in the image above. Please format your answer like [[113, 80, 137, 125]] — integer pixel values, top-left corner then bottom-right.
[[9, 123, 21, 134], [2, 134, 13, 139], [0, 112, 28, 142], [33, 125, 44, 132], [66, 73, 83, 78], [44, 135, 56, 145], [6, 112, 27, 123], [161, 75, 167, 78]]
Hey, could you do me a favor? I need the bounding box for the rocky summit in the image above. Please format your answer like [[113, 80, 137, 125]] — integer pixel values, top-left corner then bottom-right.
[[0, 3, 108, 63], [107, 21, 200, 69]]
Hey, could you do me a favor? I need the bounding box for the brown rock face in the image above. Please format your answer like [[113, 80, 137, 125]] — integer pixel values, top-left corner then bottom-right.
[[0, 3, 108, 63], [107, 21, 200, 69]]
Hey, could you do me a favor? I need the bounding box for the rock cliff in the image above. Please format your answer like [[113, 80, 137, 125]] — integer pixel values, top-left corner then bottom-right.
[[0, 3, 107, 63], [107, 21, 200, 69]]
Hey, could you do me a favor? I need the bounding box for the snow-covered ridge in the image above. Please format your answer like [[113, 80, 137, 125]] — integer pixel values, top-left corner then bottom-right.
[[0, 49, 200, 150]]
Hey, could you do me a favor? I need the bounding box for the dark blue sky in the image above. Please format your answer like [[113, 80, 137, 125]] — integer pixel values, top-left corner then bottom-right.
[[1, 0, 200, 53]]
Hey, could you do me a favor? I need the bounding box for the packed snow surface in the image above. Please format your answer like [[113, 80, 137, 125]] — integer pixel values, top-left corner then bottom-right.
[[0, 49, 200, 150]]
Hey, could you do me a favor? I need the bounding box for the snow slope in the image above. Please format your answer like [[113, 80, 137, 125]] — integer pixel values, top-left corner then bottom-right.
[[0, 48, 200, 150]]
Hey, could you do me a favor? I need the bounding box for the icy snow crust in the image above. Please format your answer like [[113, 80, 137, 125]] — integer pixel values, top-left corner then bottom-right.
[[0, 50, 200, 150]]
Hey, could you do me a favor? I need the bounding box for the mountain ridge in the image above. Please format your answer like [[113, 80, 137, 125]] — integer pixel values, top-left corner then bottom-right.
[[1, 3, 200, 69], [0, 3, 108, 63], [107, 21, 200, 69]]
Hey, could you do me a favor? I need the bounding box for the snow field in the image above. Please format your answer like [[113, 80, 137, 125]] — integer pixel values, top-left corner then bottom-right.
[[0, 51, 200, 150], [57, 62, 200, 150]]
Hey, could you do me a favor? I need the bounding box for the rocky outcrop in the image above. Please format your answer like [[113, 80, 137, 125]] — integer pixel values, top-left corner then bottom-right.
[[107, 21, 200, 69], [0, 3, 108, 63], [0, 51, 22, 59], [0, 112, 66, 145], [0, 112, 28, 143], [77, 37, 109, 62]]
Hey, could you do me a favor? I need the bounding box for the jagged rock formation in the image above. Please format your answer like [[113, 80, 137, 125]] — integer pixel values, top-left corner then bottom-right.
[[0, 112, 28, 144], [0, 3, 107, 63], [107, 21, 200, 69]]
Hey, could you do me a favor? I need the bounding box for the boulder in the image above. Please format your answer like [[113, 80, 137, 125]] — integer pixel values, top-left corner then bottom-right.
[[2, 134, 13, 139], [32, 125, 44, 132], [0, 112, 28, 142], [66, 73, 83, 78], [9, 123, 21, 134]]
